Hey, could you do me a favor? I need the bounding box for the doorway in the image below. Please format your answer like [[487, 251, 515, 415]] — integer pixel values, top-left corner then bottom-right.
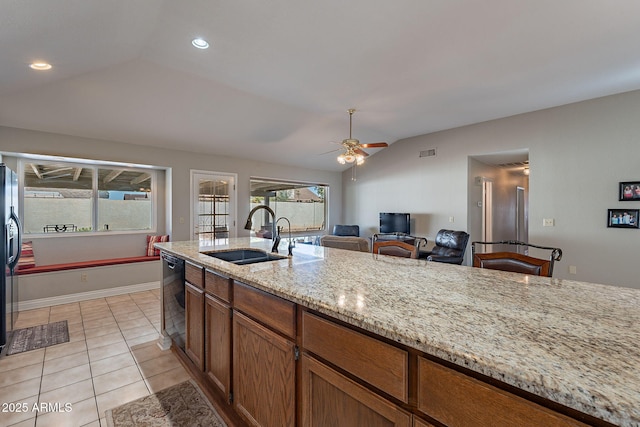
[[191, 171, 237, 241], [516, 186, 527, 251], [482, 178, 493, 242], [468, 150, 529, 250]]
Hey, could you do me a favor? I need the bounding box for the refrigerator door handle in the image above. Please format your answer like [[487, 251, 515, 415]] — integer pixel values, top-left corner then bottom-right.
[[8, 206, 22, 272]]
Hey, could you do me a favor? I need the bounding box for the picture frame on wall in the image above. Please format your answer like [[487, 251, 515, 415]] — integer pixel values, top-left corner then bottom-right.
[[619, 181, 640, 200], [608, 209, 639, 228]]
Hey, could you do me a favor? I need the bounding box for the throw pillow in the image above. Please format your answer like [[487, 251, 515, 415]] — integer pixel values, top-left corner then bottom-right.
[[146, 235, 169, 256], [17, 241, 36, 270]]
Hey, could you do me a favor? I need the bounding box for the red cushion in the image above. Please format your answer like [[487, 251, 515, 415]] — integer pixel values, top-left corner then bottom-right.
[[146, 235, 169, 256], [17, 241, 36, 270]]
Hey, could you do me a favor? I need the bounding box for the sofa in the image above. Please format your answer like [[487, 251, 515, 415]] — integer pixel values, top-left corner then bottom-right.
[[320, 235, 370, 252]]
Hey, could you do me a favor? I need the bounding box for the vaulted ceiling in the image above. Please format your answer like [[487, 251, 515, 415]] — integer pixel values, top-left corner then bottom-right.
[[2, 1, 640, 172]]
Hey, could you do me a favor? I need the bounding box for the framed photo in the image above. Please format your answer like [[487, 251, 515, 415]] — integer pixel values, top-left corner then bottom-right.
[[619, 181, 640, 200], [608, 209, 639, 228]]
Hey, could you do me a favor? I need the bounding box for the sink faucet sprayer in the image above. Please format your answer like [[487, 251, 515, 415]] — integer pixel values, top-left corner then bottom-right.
[[276, 216, 294, 256], [244, 205, 280, 253]]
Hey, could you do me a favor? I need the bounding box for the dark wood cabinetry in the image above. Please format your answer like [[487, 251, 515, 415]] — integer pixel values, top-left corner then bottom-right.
[[233, 281, 295, 339], [185, 281, 204, 370], [205, 293, 231, 399], [233, 311, 296, 427], [172, 256, 599, 427], [413, 417, 436, 427], [416, 356, 588, 427], [302, 311, 408, 403], [300, 353, 411, 427], [184, 262, 205, 370]]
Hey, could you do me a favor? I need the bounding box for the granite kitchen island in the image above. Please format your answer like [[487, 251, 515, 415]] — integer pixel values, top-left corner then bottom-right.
[[157, 237, 640, 427]]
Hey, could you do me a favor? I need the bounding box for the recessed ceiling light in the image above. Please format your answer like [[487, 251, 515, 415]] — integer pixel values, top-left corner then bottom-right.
[[191, 38, 209, 49], [29, 61, 52, 71]]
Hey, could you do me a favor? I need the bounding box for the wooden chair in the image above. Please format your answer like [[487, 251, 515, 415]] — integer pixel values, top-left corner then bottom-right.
[[471, 240, 562, 277], [373, 240, 418, 259]]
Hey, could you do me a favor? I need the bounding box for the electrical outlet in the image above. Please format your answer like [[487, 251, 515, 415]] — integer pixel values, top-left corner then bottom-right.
[[81, 273, 87, 282], [543, 218, 555, 227], [569, 265, 577, 275], [449, 216, 455, 223], [179, 216, 185, 224]]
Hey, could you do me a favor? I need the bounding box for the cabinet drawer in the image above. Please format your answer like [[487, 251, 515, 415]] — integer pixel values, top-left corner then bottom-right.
[[417, 357, 587, 427], [233, 281, 296, 339], [302, 311, 408, 403], [185, 262, 204, 289], [205, 269, 231, 302]]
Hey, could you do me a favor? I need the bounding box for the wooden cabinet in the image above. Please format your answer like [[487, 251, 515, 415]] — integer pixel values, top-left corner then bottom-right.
[[185, 262, 204, 369], [233, 311, 296, 427], [205, 268, 232, 303], [204, 269, 232, 399], [302, 311, 408, 403], [233, 281, 295, 339], [174, 257, 594, 427], [413, 417, 436, 427], [300, 353, 411, 427], [185, 281, 204, 370], [185, 261, 204, 288], [205, 293, 231, 400], [416, 356, 588, 427]]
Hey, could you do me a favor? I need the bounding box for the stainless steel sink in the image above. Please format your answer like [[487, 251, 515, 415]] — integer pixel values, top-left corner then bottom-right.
[[203, 249, 286, 265]]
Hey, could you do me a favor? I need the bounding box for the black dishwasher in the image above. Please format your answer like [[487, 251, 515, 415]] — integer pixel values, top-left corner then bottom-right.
[[161, 252, 185, 350]]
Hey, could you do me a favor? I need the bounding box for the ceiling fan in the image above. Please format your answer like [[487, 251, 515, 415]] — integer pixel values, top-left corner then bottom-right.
[[334, 109, 388, 165]]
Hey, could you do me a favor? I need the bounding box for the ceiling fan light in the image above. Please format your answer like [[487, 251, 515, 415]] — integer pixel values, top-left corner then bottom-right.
[[343, 154, 356, 163], [356, 155, 365, 165], [337, 154, 347, 164]]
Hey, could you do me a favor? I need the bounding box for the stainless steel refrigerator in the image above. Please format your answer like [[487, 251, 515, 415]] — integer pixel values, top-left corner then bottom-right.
[[1, 164, 22, 350]]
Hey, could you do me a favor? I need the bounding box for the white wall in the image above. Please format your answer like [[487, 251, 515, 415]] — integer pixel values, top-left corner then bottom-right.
[[0, 126, 342, 301], [0, 126, 342, 241], [343, 89, 640, 288]]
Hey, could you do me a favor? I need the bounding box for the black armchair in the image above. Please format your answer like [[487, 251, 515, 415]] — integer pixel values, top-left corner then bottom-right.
[[423, 229, 469, 265]]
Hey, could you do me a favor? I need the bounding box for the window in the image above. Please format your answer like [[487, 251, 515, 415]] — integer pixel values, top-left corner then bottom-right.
[[22, 159, 155, 234], [249, 178, 327, 235]]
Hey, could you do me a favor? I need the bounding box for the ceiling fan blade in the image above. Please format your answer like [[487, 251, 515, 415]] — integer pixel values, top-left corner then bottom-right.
[[360, 142, 388, 148], [354, 148, 370, 157], [318, 148, 342, 155]]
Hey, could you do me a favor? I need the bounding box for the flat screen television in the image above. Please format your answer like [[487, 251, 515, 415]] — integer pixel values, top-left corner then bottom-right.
[[379, 212, 410, 234]]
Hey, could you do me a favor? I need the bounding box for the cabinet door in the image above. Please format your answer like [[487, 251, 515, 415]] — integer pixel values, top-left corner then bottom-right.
[[185, 282, 204, 370], [300, 354, 411, 427], [413, 417, 436, 427], [233, 311, 295, 427], [205, 293, 231, 400]]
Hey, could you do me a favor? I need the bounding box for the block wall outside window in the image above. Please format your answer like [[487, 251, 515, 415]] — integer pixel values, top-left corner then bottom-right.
[[22, 160, 154, 234]]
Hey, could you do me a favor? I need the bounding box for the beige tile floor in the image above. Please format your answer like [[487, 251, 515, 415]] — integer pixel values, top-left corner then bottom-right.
[[0, 289, 191, 427]]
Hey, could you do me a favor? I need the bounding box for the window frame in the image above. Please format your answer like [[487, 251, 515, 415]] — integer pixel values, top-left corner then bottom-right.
[[249, 176, 329, 237], [19, 156, 158, 237]]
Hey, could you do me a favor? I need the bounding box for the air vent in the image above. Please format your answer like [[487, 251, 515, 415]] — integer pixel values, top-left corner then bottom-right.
[[419, 148, 437, 158]]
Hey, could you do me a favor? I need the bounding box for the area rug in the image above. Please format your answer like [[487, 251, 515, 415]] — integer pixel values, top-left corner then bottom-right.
[[105, 380, 227, 427], [7, 320, 69, 355]]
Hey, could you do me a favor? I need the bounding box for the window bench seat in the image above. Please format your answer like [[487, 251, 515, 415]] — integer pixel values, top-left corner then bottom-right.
[[16, 256, 160, 276]]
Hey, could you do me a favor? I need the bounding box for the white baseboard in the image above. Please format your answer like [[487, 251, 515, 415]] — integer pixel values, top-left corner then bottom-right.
[[19, 281, 161, 311]]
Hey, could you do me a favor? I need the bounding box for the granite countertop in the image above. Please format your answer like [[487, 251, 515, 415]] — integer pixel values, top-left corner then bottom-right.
[[157, 237, 640, 426]]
